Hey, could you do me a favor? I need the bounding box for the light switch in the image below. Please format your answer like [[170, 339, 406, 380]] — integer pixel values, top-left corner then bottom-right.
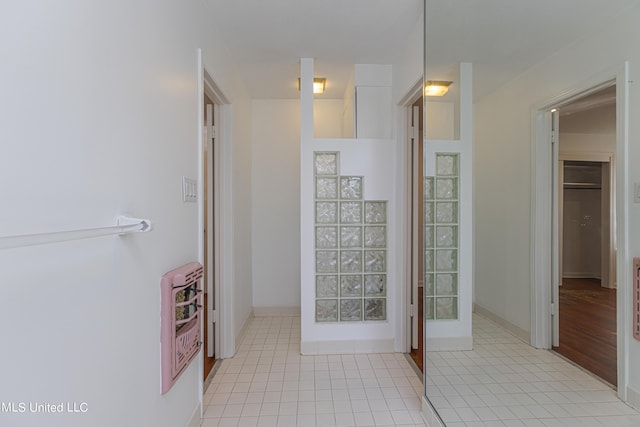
[[635, 182, 640, 204], [182, 177, 197, 203]]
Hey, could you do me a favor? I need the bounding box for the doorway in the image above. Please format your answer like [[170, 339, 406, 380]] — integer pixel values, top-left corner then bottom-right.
[[200, 61, 229, 381], [531, 68, 629, 401], [551, 87, 618, 386], [408, 97, 424, 371], [203, 94, 217, 380]]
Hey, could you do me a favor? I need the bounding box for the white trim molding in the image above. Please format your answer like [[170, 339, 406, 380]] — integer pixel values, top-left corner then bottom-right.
[[422, 396, 445, 427], [474, 303, 529, 343], [186, 403, 201, 427], [197, 48, 236, 360]]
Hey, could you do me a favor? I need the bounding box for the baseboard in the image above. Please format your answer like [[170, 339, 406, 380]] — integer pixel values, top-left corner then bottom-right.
[[627, 386, 640, 411], [300, 339, 394, 355], [252, 306, 301, 317], [185, 403, 201, 427], [425, 336, 472, 351], [562, 273, 601, 279], [473, 303, 530, 343], [422, 395, 445, 427], [234, 310, 253, 353]]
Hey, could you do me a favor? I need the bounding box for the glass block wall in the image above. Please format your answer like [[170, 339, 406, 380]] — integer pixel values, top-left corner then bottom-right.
[[314, 152, 387, 322], [425, 153, 459, 320]]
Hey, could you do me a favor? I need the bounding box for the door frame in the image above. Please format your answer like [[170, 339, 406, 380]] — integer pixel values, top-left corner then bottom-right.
[[197, 49, 235, 367], [397, 78, 424, 355], [531, 63, 629, 398]]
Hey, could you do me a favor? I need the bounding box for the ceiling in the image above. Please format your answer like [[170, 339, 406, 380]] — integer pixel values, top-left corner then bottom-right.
[[209, 0, 640, 101]]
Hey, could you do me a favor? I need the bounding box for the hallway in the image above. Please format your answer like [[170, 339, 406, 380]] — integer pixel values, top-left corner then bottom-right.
[[202, 317, 426, 426]]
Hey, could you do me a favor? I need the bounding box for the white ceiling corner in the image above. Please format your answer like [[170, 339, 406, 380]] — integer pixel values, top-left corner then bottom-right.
[[209, 0, 640, 101]]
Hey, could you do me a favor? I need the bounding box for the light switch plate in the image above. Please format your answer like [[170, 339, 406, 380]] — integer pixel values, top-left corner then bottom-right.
[[635, 182, 640, 204], [182, 177, 197, 203]]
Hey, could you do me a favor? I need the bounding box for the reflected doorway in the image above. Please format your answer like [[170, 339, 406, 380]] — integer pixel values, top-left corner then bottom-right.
[[552, 86, 617, 386], [409, 97, 424, 371]]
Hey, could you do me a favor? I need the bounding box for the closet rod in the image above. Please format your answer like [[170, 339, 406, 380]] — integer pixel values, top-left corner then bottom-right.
[[0, 216, 152, 250]]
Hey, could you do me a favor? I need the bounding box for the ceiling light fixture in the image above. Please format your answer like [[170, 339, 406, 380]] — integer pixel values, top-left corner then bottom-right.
[[298, 77, 326, 94], [424, 80, 452, 97]]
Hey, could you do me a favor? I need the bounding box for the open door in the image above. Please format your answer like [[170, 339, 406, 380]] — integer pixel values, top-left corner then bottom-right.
[[551, 109, 560, 348], [203, 100, 219, 379], [409, 101, 424, 371]]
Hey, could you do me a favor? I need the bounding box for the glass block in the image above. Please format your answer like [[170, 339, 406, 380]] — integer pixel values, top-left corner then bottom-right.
[[316, 177, 338, 199], [340, 275, 362, 297], [364, 274, 386, 297], [436, 202, 458, 224], [340, 176, 363, 200], [364, 201, 386, 224], [316, 251, 338, 273], [424, 202, 434, 224], [364, 226, 386, 248], [340, 202, 362, 224], [316, 275, 338, 298], [315, 226, 337, 249], [436, 273, 457, 296], [340, 250, 362, 273], [424, 177, 434, 200], [340, 299, 362, 321], [424, 274, 434, 296], [424, 250, 434, 273], [436, 250, 457, 271], [364, 250, 386, 272], [316, 299, 338, 322], [316, 202, 338, 224], [340, 226, 362, 248], [436, 153, 458, 176], [435, 178, 458, 200], [436, 226, 457, 248], [364, 298, 386, 320], [436, 297, 458, 320], [425, 297, 435, 320], [314, 152, 338, 176], [424, 226, 434, 248]]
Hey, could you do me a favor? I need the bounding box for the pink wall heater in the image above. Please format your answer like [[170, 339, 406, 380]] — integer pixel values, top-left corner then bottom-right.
[[161, 262, 204, 394]]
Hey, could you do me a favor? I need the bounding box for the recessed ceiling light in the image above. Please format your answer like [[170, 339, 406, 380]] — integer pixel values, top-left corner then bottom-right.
[[298, 77, 326, 94], [424, 80, 452, 97]]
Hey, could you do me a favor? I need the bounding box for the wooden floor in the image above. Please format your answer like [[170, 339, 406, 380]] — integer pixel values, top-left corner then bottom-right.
[[553, 278, 617, 386], [203, 293, 216, 379]]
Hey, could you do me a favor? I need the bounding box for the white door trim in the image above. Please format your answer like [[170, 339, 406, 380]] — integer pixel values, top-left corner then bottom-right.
[[531, 62, 629, 399], [197, 49, 235, 364], [397, 78, 423, 354]]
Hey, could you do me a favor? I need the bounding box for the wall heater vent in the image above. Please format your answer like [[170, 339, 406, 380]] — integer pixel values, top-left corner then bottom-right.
[[160, 262, 204, 394]]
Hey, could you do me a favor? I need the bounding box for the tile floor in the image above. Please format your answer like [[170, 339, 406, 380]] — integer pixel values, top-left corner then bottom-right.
[[202, 316, 427, 426], [425, 315, 640, 426], [203, 314, 640, 426]]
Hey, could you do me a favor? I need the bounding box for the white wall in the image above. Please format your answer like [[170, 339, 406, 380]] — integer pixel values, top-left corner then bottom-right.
[[251, 100, 301, 311], [231, 90, 254, 337], [473, 3, 640, 400], [0, 2, 252, 426], [315, 99, 344, 139], [251, 99, 342, 314]]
